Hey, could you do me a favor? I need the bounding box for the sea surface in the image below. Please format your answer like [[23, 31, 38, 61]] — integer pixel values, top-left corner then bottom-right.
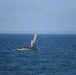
[[0, 34, 76, 75]]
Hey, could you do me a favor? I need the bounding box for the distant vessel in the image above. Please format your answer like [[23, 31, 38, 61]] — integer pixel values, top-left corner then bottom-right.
[[17, 33, 37, 50]]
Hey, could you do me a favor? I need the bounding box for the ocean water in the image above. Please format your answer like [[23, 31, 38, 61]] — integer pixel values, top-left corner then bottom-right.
[[0, 34, 76, 75]]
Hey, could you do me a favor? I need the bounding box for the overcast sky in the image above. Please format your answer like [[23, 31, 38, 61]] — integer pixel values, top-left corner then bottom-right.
[[0, 0, 76, 34]]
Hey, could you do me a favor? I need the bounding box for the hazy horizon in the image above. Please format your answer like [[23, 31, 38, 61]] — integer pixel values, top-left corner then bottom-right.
[[0, 31, 76, 34]]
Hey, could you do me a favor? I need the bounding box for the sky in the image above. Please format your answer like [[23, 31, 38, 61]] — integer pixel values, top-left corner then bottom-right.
[[0, 0, 76, 34]]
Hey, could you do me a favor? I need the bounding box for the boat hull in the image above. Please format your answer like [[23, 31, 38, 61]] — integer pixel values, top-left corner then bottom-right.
[[17, 47, 38, 50]]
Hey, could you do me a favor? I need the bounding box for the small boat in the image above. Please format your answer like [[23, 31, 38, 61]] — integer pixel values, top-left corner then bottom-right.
[[17, 33, 37, 50]]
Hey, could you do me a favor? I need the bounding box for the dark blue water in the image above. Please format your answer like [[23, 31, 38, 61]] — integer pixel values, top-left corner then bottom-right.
[[0, 34, 76, 75]]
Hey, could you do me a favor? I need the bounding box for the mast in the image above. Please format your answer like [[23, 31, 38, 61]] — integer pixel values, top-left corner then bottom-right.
[[31, 33, 37, 47]]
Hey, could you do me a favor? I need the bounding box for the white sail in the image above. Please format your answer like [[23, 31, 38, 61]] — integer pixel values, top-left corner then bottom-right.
[[31, 33, 37, 47]]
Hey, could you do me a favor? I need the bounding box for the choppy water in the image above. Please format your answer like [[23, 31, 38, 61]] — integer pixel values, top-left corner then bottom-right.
[[0, 34, 76, 75]]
